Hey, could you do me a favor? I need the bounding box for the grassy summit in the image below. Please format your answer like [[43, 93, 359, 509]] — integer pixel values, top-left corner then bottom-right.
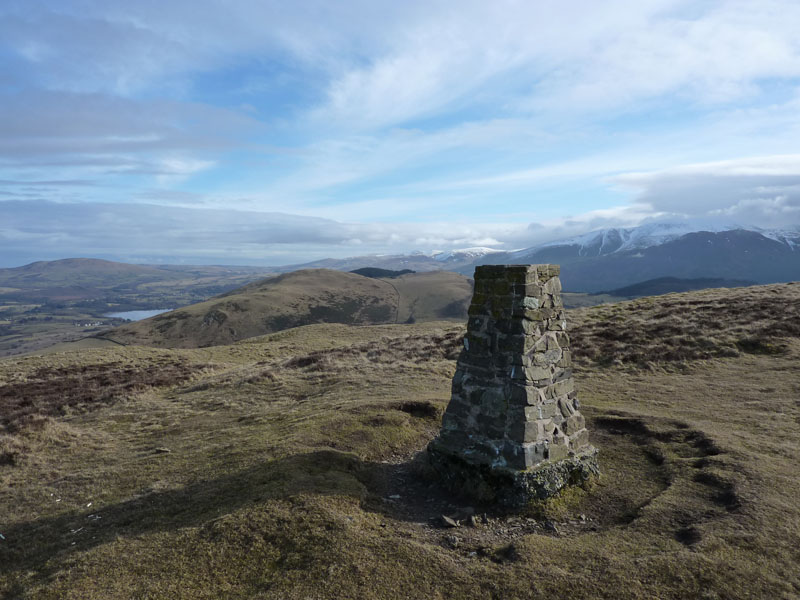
[[1, 283, 799, 598]]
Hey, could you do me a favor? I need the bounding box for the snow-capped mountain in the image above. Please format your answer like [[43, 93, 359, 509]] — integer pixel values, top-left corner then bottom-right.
[[517, 222, 799, 258], [433, 247, 504, 262], [277, 222, 799, 292], [474, 223, 800, 292]]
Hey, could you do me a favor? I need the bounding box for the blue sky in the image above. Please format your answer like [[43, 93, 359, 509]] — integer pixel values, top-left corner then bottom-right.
[[2, 0, 800, 266]]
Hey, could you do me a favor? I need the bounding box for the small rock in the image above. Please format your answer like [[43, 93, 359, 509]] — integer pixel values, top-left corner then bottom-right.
[[544, 521, 559, 534], [389, 494, 401, 499], [481, 513, 489, 524], [580, 514, 587, 521], [468, 515, 478, 527], [441, 515, 460, 528], [446, 535, 460, 549], [154, 447, 171, 454]]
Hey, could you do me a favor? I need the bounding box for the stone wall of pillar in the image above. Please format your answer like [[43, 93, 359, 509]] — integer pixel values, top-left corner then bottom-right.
[[428, 264, 597, 505]]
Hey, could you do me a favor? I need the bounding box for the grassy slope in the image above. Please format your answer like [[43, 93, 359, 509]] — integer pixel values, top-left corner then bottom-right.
[[102, 269, 473, 349], [1, 284, 799, 598], [389, 270, 473, 322]]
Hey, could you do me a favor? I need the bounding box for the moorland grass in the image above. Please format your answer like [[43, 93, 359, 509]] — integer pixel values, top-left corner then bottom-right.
[[1, 285, 799, 598]]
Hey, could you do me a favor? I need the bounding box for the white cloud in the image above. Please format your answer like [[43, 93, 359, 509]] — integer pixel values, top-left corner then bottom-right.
[[612, 155, 800, 227]]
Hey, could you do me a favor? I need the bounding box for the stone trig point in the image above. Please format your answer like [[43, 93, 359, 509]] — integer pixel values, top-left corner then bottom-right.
[[428, 264, 598, 507]]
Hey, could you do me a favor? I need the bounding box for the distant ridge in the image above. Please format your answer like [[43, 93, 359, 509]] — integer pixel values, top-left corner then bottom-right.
[[598, 276, 756, 298], [350, 268, 415, 278]]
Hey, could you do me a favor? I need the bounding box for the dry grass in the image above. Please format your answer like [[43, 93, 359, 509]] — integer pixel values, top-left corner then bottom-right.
[[0, 358, 209, 433], [570, 281, 800, 366], [1, 284, 800, 599]]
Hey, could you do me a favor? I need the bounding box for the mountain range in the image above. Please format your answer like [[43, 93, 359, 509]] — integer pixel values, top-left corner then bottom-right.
[[286, 223, 800, 292], [2, 223, 798, 299]]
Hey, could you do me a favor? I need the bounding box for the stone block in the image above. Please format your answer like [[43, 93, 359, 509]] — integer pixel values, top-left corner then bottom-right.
[[509, 384, 544, 406], [569, 428, 590, 450], [474, 265, 506, 279], [506, 420, 539, 443], [558, 397, 575, 419], [546, 317, 568, 331], [551, 376, 574, 395], [515, 283, 542, 297], [498, 334, 526, 353], [479, 388, 506, 417], [533, 347, 562, 366], [521, 296, 541, 309], [490, 279, 512, 295], [542, 276, 562, 294], [501, 442, 528, 470], [539, 400, 561, 419], [522, 442, 549, 467], [518, 308, 543, 321], [547, 441, 569, 462], [564, 414, 585, 435], [504, 267, 532, 284], [468, 303, 488, 317], [525, 364, 552, 381], [470, 292, 487, 307]]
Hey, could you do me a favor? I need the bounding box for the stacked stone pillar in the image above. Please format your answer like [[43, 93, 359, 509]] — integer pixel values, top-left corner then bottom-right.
[[428, 264, 598, 506]]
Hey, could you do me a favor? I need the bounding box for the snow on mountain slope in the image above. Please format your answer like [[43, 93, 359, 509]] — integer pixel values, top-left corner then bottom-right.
[[514, 222, 800, 258], [433, 247, 504, 262]]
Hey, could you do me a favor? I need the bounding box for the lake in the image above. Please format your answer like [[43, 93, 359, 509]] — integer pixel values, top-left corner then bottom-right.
[[105, 309, 173, 321]]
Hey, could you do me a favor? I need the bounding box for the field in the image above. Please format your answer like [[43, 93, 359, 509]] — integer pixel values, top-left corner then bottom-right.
[[1, 283, 799, 598]]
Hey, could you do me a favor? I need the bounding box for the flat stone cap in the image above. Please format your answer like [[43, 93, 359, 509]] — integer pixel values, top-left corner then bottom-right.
[[474, 264, 560, 280]]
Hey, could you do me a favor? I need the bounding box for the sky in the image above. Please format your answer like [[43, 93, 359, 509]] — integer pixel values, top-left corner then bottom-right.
[[2, 0, 800, 267]]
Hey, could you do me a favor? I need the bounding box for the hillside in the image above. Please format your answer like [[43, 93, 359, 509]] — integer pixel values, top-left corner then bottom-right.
[[599, 276, 755, 297], [1, 283, 799, 598], [388, 270, 473, 323], [0, 258, 277, 302], [102, 269, 473, 348], [0, 259, 184, 301]]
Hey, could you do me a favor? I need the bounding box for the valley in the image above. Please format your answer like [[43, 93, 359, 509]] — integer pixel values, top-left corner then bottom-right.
[[0, 259, 278, 356]]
